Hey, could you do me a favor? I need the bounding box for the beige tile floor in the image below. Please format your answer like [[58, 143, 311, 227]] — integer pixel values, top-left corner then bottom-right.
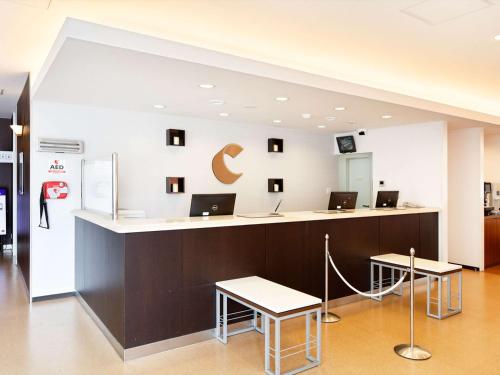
[[1, 251, 500, 375]]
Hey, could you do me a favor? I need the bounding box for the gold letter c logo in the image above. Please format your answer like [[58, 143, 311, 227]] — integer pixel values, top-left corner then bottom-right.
[[212, 143, 244, 184]]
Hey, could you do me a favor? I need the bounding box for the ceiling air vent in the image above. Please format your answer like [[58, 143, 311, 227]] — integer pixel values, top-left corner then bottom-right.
[[37, 138, 84, 154]]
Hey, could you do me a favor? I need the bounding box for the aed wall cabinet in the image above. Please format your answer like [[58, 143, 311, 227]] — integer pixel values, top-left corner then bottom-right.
[[166, 129, 185, 146], [268, 138, 283, 153], [166, 177, 185, 194], [268, 178, 284, 193]]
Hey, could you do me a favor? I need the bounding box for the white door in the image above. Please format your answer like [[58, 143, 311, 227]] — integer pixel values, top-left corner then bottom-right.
[[347, 156, 372, 208]]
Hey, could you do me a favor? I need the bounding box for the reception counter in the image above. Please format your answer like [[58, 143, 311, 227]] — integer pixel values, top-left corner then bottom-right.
[[74, 208, 439, 359]]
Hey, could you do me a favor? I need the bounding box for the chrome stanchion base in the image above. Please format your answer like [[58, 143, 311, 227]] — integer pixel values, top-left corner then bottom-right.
[[313, 311, 341, 323], [394, 344, 432, 360]]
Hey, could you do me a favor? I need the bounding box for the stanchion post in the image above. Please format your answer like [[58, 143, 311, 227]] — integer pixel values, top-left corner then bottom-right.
[[394, 248, 431, 360], [314, 234, 341, 323]]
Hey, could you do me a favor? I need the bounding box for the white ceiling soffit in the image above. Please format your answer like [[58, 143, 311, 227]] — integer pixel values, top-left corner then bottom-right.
[[32, 18, 500, 129], [402, 0, 495, 25], [34, 38, 491, 133]]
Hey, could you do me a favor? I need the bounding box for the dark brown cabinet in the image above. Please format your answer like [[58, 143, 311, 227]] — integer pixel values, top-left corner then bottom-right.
[[420, 213, 439, 260], [380, 214, 420, 256], [307, 217, 379, 299], [266, 222, 308, 293], [485, 216, 500, 268]]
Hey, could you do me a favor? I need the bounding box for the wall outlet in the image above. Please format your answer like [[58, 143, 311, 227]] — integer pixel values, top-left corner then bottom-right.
[[0, 151, 13, 164]]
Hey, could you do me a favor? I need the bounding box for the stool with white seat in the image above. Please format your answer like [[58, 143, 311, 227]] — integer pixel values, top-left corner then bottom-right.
[[215, 276, 322, 375], [370, 253, 462, 319]]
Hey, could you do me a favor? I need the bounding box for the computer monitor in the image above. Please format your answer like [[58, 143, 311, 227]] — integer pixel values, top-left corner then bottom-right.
[[375, 191, 399, 208], [189, 193, 236, 217], [328, 192, 358, 210]]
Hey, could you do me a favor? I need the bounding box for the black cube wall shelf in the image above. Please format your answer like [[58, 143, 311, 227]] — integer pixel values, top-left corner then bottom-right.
[[166, 129, 185, 146], [166, 177, 185, 194], [268, 178, 284, 193], [268, 138, 283, 153]]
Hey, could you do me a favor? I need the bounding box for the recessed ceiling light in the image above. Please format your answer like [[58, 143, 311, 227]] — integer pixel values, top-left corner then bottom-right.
[[334, 106, 346, 111], [318, 125, 326, 129], [273, 119, 282, 124], [153, 104, 165, 109], [208, 99, 225, 105], [381, 114, 393, 119], [219, 112, 229, 117], [275, 96, 289, 102], [494, 34, 500, 41], [199, 83, 215, 89], [302, 113, 312, 119], [325, 116, 336, 121]]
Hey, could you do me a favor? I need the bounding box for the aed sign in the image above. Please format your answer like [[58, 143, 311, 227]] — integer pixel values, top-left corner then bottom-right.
[[48, 159, 66, 174]]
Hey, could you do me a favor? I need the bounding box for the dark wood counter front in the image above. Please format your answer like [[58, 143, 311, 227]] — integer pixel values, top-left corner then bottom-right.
[[75, 211, 438, 356], [485, 216, 500, 268]]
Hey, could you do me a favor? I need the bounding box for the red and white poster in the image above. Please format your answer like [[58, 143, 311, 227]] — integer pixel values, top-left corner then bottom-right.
[[48, 159, 67, 174]]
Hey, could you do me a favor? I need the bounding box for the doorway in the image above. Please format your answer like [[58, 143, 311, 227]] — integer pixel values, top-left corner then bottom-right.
[[337, 153, 373, 208]]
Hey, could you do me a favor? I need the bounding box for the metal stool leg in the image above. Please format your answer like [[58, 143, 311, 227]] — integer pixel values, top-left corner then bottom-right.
[[426, 276, 431, 317], [447, 275, 452, 311], [305, 313, 311, 359], [378, 264, 383, 299], [370, 262, 374, 298], [264, 316, 271, 374], [399, 269, 404, 295], [391, 268, 395, 294], [222, 294, 228, 344], [275, 319, 281, 375], [316, 309, 322, 363], [458, 272, 463, 311], [215, 290, 221, 340], [437, 276, 442, 319]]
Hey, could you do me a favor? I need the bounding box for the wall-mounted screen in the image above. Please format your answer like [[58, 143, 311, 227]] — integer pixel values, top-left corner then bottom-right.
[[336, 135, 356, 153]]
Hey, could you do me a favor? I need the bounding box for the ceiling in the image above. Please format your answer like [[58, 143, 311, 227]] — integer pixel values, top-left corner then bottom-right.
[[34, 38, 490, 133], [1, 0, 500, 122], [0, 72, 27, 118]]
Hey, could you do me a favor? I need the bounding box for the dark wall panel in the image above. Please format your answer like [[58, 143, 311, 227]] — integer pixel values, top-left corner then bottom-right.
[[0, 117, 13, 246], [307, 217, 380, 299], [266, 222, 308, 293], [182, 225, 266, 287], [380, 214, 420, 256], [75, 218, 125, 346], [16, 76, 30, 290], [419, 212, 439, 261], [124, 230, 183, 348]]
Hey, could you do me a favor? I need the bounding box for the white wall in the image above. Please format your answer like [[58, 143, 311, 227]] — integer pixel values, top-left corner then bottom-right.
[[30, 101, 337, 297], [448, 127, 484, 269], [335, 122, 448, 260]]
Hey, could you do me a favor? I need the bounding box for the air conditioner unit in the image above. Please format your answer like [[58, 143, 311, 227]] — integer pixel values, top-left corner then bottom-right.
[[37, 138, 84, 154]]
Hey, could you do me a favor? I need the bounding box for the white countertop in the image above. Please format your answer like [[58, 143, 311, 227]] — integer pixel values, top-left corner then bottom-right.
[[72, 207, 439, 234]]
